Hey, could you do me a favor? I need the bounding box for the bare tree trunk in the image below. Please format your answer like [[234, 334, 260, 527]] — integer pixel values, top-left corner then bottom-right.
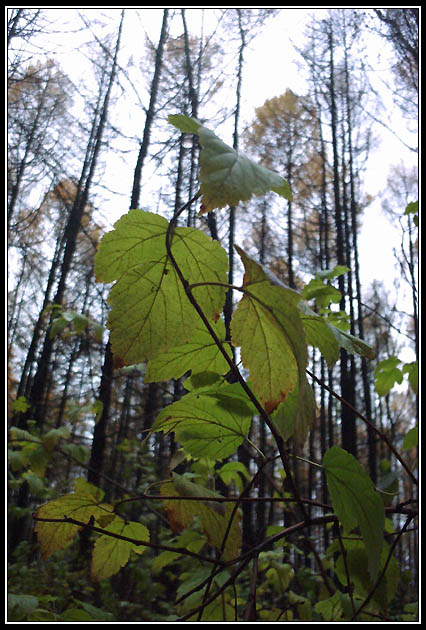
[[327, 22, 357, 455], [89, 10, 168, 488], [130, 9, 168, 209], [9, 15, 125, 554]]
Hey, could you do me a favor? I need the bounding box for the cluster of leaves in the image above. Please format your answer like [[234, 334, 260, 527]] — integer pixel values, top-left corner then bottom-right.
[[8, 420, 72, 500], [28, 116, 417, 621], [35, 478, 150, 582]]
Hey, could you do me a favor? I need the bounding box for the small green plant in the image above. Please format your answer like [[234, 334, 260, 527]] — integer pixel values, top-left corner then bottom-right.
[[31, 116, 417, 621]]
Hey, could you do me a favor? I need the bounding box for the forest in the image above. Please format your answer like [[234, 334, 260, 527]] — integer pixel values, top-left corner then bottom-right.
[[7, 8, 419, 623]]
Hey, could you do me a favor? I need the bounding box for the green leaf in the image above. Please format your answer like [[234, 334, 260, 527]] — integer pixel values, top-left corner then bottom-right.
[[315, 265, 350, 280], [404, 200, 418, 215], [168, 114, 202, 134], [25, 445, 50, 478], [49, 315, 69, 338], [151, 550, 180, 576], [176, 568, 234, 621], [329, 325, 375, 361], [11, 396, 31, 413], [22, 470, 45, 494], [270, 383, 304, 443], [265, 563, 294, 593], [334, 539, 400, 609], [187, 594, 235, 622], [300, 302, 374, 366], [91, 517, 150, 581], [95, 209, 228, 365], [61, 310, 89, 334], [217, 461, 250, 492], [161, 474, 241, 562], [314, 591, 345, 621], [374, 357, 403, 396], [42, 426, 70, 453], [8, 449, 27, 472], [376, 462, 399, 507], [152, 531, 206, 575], [92, 399, 104, 424], [71, 600, 114, 622], [35, 478, 112, 559], [299, 303, 341, 366], [231, 247, 315, 446], [301, 277, 341, 307], [169, 114, 292, 214], [145, 319, 232, 382], [60, 609, 93, 622], [402, 361, 418, 395], [402, 425, 418, 450], [323, 446, 385, 581], [9, 426, 40, 443], [183, 371, 224, 391], [153, 381, 254, 460], [62, 442, 90, 463]]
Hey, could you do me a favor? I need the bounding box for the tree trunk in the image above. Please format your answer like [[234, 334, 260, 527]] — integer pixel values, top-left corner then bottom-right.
[[9, 14, 124, 553], [130, 9, 168, 209], [89, 10, 167, 489]]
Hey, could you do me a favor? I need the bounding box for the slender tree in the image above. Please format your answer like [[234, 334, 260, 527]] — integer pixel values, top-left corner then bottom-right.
[[9, 13, 124, 553], [88, 10, 168, 487]]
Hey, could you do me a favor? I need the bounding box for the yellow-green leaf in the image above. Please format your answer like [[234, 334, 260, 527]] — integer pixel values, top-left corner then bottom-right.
[[35, 479, 112, 559], [231, 247, 315, 446], [95, 210, 228, 366], [145, 320, 232, 382], [153, 381, 253, 460], [161, 475, 241, 562], [91, 517, 150, 581]]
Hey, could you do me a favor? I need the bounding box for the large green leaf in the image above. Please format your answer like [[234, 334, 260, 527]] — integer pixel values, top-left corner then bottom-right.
[[95, 210, 228, 365], [334, 539, 400, 610], [161, 474, 241, 562], [169, 114, 292, 214], [91, 517, 149, 582], [153, 381, 254, 460], [231, 247, 315, 446], [145, 319, 232, 382], [323, 446, 385, 581], [35, 479, 113, 559]]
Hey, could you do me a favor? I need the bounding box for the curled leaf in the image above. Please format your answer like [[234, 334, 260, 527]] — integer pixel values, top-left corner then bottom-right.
[[169, 114, 292, 214]]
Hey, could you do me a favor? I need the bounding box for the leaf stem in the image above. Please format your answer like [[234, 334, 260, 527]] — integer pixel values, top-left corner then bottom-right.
[[32, 513, 226, 566], [165, 198, 308, 521], [306, 368, 418, 486]]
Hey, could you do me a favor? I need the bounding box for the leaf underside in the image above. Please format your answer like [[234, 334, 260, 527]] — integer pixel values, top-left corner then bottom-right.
[[168, 114, 292, 214], [153, 381, 254, 460], [231, 246, 315, 447], [95, 210, 228, 366], [161, 474, 241, 562]]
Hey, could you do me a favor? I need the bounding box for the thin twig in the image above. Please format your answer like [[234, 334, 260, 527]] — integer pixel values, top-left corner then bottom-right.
[[352, 515, 415, 620], [306, 368, 418, 486], [165, 196, 308, 521], [32, 513, 227, 566]]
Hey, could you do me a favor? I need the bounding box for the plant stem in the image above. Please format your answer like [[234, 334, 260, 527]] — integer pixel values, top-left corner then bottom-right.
[[165, 197, 308, 521]]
